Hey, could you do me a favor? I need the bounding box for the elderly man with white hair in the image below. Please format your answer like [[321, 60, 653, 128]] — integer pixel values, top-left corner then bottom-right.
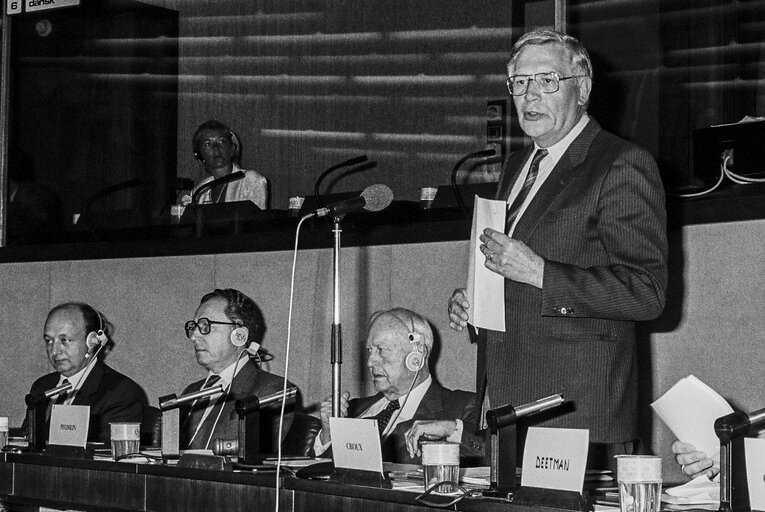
[[314, 307, 484, 464]]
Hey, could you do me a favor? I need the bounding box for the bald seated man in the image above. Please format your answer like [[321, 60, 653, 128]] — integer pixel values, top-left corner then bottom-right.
[[315, 307, 484, 464], [23, 302, 147, 444]]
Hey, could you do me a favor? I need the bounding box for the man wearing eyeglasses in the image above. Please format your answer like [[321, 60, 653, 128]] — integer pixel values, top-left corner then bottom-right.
[[448, 29, 668, 469], [180, 288, 295, 453]]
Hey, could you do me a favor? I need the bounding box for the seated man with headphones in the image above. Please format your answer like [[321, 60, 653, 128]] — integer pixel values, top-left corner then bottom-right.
[[315, 307, 484, 464], [23, 302, 148, 444], [180, 288, 295, 453], [188, 119, 268, 209]]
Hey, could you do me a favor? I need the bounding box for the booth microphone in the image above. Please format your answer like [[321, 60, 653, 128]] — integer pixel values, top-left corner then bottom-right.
[[451, 148, 497, 218], [191, 171, 245, 205], [302, 183, 393, 220]]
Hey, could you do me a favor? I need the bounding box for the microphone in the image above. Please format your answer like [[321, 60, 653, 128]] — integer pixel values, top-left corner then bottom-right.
[[82, 178, 144, 234], [485, 393, 564, 431], [451, 148, 496, 218], [44, 381, 73, 399], [235, 387, 298, 416], [313, 155, 369, 205], [191, 171, 245, 205], [302, 183, 393, 220], [158, 384, 225, 411], [85, 178, 144, 207]]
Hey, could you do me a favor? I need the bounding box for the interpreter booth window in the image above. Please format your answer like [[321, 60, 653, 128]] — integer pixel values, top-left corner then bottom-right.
[[4, 0, 765, 252], [4, 0, 514, 250]]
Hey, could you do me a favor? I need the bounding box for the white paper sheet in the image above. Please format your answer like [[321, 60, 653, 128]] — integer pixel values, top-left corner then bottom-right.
[[466, 196, 506, 332], [650, 375, 733, 457], [329, 417, 384, 473], [745, 437, 765, 510]]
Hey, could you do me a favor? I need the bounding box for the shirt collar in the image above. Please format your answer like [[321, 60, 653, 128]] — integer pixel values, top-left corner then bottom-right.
[[536, 113, 589, 163], [58, 359, 97, 398], [394, 375, 432, 417], [207, 355, 247, 388]]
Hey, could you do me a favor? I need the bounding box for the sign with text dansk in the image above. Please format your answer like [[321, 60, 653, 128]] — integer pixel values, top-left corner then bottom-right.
[[6, 0, 80, 15]]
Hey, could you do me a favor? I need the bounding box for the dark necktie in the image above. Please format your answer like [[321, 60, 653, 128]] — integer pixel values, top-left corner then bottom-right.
[[195, 374, 222, 409], [505, 148, 548, 234], [372, 400, 400, 436], [186, 374, 224, 449], [55, 379, 71, 405]]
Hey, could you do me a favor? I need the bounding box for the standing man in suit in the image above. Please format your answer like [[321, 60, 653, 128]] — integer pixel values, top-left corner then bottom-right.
[[448, 28, 668, 468], [24, 302, 147, 444], [315, 308, 484, 464], [181, 288, 294, 454]]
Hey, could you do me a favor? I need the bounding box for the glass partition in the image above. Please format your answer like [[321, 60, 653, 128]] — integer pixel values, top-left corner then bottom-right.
[[2, 0, 764, 252]]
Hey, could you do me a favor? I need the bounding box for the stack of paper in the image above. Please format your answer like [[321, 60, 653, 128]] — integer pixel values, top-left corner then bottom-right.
[[651, 375, 733, 457]]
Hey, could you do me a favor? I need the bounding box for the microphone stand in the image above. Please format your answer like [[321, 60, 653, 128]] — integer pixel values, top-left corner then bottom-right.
[[331, 214, 343, 417]]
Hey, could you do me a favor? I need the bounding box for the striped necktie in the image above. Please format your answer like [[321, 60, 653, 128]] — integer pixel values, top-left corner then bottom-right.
[[505, 148, 548, 234]]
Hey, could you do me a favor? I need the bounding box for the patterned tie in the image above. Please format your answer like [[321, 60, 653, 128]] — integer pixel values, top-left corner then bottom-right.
[[505, 148, 548, 234], [373, 400, 400, 436]]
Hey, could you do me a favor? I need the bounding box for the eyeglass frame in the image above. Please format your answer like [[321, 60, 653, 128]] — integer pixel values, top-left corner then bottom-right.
[[505, 71, 587, 96], [184, 317, 239, 338]]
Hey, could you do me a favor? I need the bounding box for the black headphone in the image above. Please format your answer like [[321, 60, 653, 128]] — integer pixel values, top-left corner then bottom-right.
[[388, 311, 426, 372], [85, 309, 107, 357]]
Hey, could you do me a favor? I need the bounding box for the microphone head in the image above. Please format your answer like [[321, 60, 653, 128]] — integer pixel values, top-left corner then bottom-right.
[[361, 184, 394, 212]]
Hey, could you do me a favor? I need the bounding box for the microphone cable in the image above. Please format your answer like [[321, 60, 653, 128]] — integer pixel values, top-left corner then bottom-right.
[[274, 213, 310, 512], [65, 342, 107, 405]]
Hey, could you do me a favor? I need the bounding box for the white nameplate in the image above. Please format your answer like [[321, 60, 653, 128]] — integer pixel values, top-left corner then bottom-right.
[[329, 417, 384, 473], [745, 437, 765, 510], [521, 427, 589, 492], [49, 404, 90, 448]]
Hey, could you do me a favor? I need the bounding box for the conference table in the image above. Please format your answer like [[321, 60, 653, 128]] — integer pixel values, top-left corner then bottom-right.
[[0, 452, 580, 512]]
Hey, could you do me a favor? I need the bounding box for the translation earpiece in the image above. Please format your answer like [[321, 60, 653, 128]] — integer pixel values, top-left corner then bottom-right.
[[405, 349, 425, 372], [230, 326, 249, 347]]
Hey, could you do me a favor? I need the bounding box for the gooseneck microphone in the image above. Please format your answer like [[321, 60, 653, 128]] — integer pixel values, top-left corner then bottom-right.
[[191, 171, 245, 205], [451, 148, 496, 219], [158, 384, 225, 411], [313, 155, 369, 204], [302, 183, 394, 220]]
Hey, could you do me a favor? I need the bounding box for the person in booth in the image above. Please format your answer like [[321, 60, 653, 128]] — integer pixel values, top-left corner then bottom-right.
[[447, 28, 668, 469], [314, 307, 484, 464], [188, 119, 268, 209], [23, 302, 147, 444], [180, 288, 295, 453]]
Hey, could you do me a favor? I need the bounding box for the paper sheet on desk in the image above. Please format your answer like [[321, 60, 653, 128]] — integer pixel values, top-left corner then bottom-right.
[[466, 196, 506, 332], [664, 474, 719, 505], [650, 375, 733, 457]]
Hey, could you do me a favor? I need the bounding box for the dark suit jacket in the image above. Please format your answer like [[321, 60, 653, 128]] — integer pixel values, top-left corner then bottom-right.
[[24, 361, 147, 444], [480, 118, 668, 445], [347, 381, 484, 464], [181, 358, 295, 454]]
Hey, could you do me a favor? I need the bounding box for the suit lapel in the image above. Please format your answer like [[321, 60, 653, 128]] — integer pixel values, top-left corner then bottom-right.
[[496, 148, 534, 201], [71, 361, 104, 406], [512, 119, 601, 241]]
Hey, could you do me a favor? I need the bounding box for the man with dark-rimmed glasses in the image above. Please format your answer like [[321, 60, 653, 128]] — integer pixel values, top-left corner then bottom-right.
[[180, 288, 296, 452], [448, 28, 668, 470]]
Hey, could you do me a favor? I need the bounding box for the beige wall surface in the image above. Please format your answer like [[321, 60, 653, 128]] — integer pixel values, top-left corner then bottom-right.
[[1, 219, 763, 480]]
